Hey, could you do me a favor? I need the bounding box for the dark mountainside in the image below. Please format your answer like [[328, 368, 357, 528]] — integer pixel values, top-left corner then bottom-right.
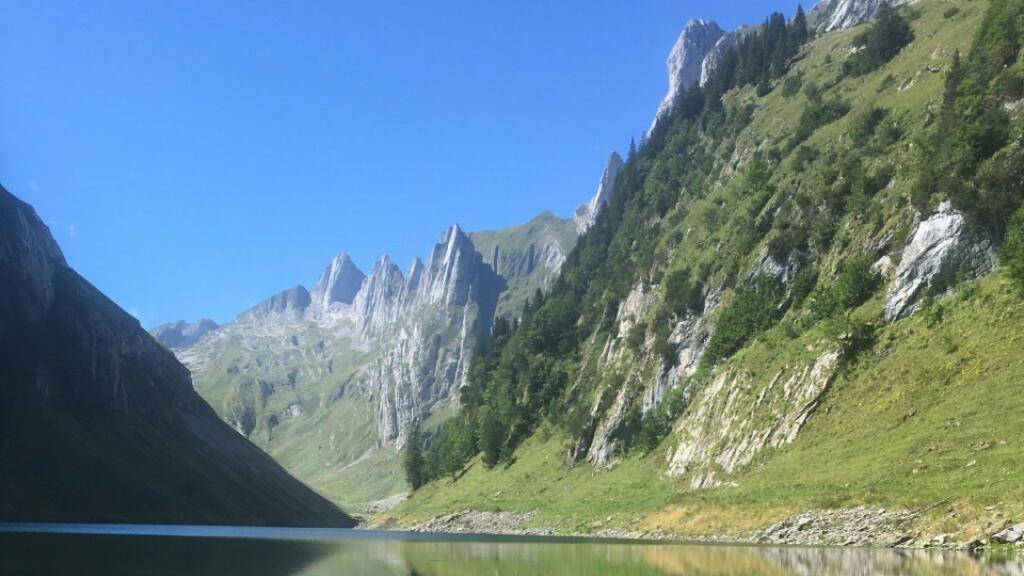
[[0, 186, 354, 526]]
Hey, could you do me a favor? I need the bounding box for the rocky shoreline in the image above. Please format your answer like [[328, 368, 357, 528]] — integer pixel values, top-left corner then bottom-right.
[[390, 507, 1024, 553]]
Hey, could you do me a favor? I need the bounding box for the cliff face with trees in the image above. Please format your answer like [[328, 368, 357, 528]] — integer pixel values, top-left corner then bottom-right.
[[390, 0, 1024, 545]]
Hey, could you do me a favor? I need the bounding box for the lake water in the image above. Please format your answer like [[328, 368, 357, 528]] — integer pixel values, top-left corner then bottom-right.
[[1, 524, 1021, 575]]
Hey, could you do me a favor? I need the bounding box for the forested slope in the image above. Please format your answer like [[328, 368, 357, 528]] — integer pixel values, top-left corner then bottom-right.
[[385, 0, 1024, 545]]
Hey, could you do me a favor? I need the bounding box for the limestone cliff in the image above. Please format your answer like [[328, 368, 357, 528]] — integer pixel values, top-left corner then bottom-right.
[[650, 20, 726, 134]]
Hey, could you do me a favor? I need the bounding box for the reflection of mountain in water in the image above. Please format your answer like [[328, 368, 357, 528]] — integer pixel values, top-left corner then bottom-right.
[[2, 530, 1021, 575]]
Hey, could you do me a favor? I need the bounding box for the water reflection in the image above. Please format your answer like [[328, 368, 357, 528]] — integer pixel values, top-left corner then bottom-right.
[[1, 528, 1021, 575]]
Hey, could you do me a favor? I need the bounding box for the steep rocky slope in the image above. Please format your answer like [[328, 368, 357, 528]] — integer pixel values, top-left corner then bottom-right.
[[0, 186, 353, 526], [385, 0, 1024, 547]]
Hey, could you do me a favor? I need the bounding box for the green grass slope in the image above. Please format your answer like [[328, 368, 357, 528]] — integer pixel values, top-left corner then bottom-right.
[[383, 277, 1024, 540]]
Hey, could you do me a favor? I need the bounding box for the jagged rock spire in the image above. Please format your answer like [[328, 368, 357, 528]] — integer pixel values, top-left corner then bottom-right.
[[574, 152, 624, 233], [352, 254, 405, 334], [311, 251, 366, 313], [418, 225, 480, 307]]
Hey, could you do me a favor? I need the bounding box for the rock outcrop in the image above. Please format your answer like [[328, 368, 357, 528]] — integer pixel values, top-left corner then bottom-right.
[[993, 523, 1024, 544], [811, 0, 908, 33], [699, 29, 744, 87], [373, 225, 502, 445], [574, 153, 624, 233], [150, 318, 219, 349], [0, 185, 353, 526], [667, 350, 840, 488], [351, 255, 405, 335], [884, 202, 994, 322], [651, 20, 725, 133]]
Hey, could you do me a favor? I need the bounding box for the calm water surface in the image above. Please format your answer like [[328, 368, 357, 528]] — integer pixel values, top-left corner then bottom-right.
[[1, 523, 1021, 575]]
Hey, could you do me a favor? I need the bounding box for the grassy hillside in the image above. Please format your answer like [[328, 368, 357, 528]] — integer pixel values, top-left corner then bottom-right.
[[384, 0, 1024, 542], [384, 275, 1024, 542], [185, 322, 404, 511]]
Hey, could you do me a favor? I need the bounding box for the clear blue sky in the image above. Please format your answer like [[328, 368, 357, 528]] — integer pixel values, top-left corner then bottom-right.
[[2, 0, 801, 327]]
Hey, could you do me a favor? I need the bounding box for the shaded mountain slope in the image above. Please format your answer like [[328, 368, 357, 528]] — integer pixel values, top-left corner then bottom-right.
[[0, 186, 354, 526]]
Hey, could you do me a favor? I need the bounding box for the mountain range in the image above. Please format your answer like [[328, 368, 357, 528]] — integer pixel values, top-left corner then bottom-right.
[[150, 174, 596, 510]]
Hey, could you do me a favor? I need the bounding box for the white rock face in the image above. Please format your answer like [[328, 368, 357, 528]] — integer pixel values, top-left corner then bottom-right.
[[884, 202, 994, 322], [574, 153, 624, 233], [310, 252, 365, 314], [699, 29, 746, 87], [371, 225, 501, 445], [811, 0, 908, 33], [667, 350, 840, 487], [351, 255, 405, 335], [650, 19, 725, 134]]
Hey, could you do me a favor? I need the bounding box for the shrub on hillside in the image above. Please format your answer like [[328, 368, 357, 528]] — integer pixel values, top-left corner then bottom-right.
[[781, 74, 804, 98], [702, 275, 784, 368], [808, 255, 882, 319], [848, 106, 889, 145], [663, 266, 703, 317], [1002, 207, 1024, 292], [843, 3, 915, 77], [791, 84, 852, 148]]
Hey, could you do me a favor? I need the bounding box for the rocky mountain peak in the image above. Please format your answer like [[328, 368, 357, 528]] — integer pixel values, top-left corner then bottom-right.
[[352, 255, 406, 334], [238, 285, 311, 322], [311, 251, 365, 313], [417, 225, 481, 307], [406, 257, 424, 286], [651, 19, 725, 133], [574, 152, 624, 233], [150, 318, 219, 349]]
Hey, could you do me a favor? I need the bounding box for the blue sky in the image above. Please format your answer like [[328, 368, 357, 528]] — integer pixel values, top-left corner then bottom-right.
[[2, 0, 801, 327]]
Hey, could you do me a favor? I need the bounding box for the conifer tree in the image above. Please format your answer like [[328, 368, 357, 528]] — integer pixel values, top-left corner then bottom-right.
[[792, 5, 809, 45], [403, 420, 425, 490], [477, 405, 502, 468]]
